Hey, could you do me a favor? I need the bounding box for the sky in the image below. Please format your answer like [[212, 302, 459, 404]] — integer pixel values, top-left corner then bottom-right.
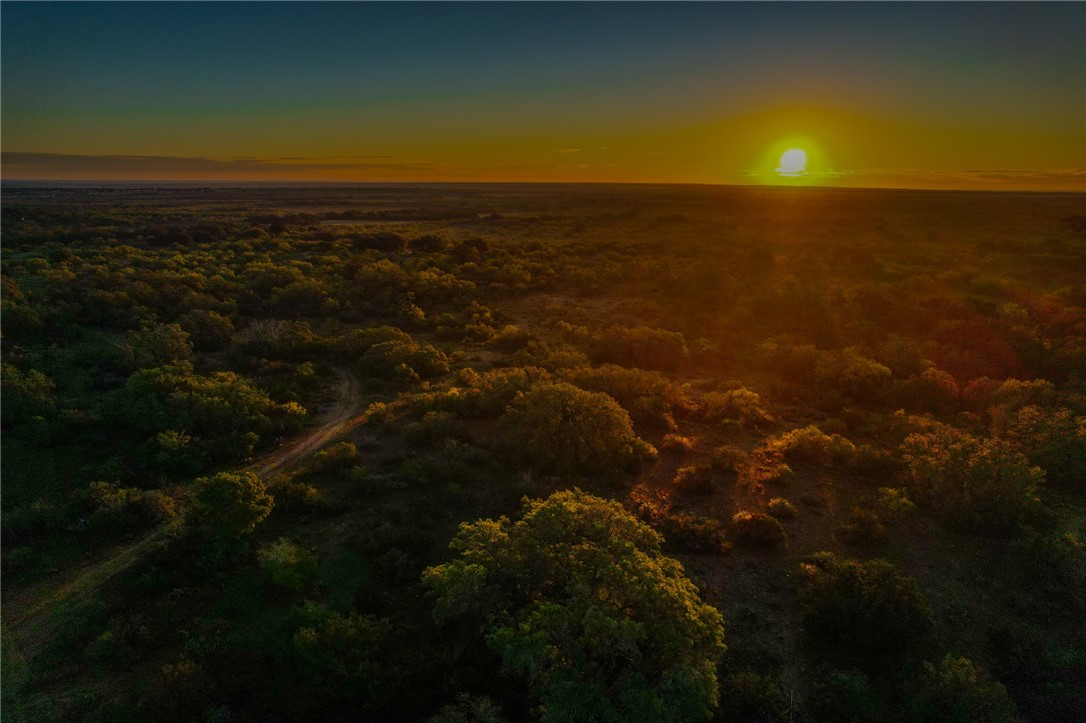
[[2, 2, 1084, 190]]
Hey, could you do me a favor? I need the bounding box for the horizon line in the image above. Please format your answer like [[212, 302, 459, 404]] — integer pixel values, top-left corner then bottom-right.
[[3, 178, 1085, 196]]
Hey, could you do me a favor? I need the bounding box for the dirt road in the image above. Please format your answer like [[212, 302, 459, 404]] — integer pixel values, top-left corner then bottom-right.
[[1, 367, 365, 704]]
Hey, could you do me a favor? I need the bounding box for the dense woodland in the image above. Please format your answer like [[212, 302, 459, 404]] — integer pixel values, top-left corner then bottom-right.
[[2, 183, 1084, 721]]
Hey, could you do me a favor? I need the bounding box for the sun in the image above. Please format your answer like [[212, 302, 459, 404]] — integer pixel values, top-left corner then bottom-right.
[[776, 148, 807, 177]]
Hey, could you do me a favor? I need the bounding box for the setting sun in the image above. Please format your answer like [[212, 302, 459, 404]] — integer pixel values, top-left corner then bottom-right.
[[777, 148, 808, 177]]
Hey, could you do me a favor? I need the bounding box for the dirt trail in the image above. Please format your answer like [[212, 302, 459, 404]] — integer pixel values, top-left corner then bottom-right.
[[1, 367, 365, 688]]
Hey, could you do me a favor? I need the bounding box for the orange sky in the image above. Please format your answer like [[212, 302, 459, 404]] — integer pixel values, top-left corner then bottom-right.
[[3, 4, 1084, 190]]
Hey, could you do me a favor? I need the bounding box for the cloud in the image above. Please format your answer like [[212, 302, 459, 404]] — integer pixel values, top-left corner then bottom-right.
[[556, 148, 581, 154], [1, 152, 436, 181]]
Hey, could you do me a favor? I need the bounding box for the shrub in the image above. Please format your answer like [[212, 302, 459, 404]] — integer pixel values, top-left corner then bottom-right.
[[423, 489, 726, 722], [657, 512, 729, 553], [410, 234, 450, 253], [660, 434, 696, 452], [837, 507, 888, 547], [876, 487, 916, 520], [777, 425, 857, 468], [488, 324, 534, 353], [764, 463, 796, 485], [717, 670, 788, 722], [443, 366, 551, 418], [259, 538, 318, 591], [189, 471, 274, 537], [800, 552, 932, 665], [87, 482, 177, 532], [589, 324, 689, 371], [807, 669, 882, 722], [404, 411, 461, 446], [268, 477, 325, 513], [767, 497, 798, 518], [428, 694, 508, 723], [902, 422, 1043, 534], [310, 442, 358, 473], [702, 388, 771, 428], [709, 445, 748, 473], [673, 464, 718, 494], [333, 325, 413, 360], [359, 340, 450, 381], [1004, 405, 1085, 492], [909, 655, 1019, 722], [730, 511, 787, 547], [499, 381, 656, 476], [562, 363, 687, 426]]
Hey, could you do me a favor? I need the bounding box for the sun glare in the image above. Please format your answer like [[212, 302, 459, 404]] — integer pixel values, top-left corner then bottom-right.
[[776, 148, 807, 177]]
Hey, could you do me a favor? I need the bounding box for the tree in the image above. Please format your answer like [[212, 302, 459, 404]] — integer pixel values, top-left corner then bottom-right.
[[499, 381, 656, 476], [124, 321, 194, 369], [423, 489, 726, 722], [799, 552, 932, 666], [901, 422, 1043, 534], [909, 655, 1019, 722], [113, 362, 305, 465], [190, 471, 273, 537], [1003, 405, 1086, 492]]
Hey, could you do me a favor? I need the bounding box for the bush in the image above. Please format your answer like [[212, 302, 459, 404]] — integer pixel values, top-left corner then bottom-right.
[[562, 363, 687, 426], [730, 511, 787, 547], [660, 434, 696, 452], [709, 445, 748, 473], [777, 425, 857, 468], [766, 497, 798, 518], [673, 464, 720, 494], [268, 476, 325, 513], [190, 471, 274, 537], [488, 324, 534, 353], [259, 538, 318, 591], [902, 422, 1043, 534], [702, 388, 771, 428], [1004, 405, 1085, 492], [800, 552, 932, 665], [499, 381, 656, 476], [404, 411, 461, 446], [428, 694, 507, 723], [657, 512, 729, 553], [309, 442, 358, 473], [764, 463, 796, 485], [423, 489, 726, 722], [589, 324, 689, 371], [876, 487, 916, 520], [717, 669, 788, 721], [807, 669, 882, 722], [837, 507, 888, 547], [87, 482, 177, 532], [359, 340, 449, 381], [909, 655, 1018, 722]]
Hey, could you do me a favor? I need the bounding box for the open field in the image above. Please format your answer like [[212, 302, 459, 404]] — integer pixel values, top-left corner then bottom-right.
[[2, 183, 1085, 721]]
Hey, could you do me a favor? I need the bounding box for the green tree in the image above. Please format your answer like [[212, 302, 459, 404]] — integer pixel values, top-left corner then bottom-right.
[[423, 489, 726, 722], [114, 362, 305, 465], [190, 471, 273, 537], [124, 321, 194, 369], [902, 422, 1043, 534], [909, 655, 1019, 722], [800, 552, 932, 666], [1004, 405, 1086, 492], [499, 381, 656, 476]]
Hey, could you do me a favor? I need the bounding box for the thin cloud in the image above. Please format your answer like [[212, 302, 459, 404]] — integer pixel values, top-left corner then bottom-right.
[[557, 148, 581, 154], [1, 152, 436, 181]]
